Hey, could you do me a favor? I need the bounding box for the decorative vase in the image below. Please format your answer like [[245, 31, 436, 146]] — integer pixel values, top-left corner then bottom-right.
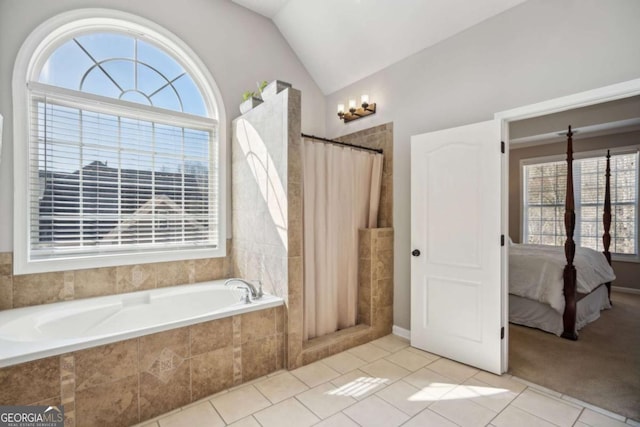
[[261, 80, 292, 101], [239, 96, 263, 114]]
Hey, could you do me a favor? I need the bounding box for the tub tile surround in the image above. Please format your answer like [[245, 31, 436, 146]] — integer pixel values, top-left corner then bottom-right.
[[0, 305, 284, 426], [0, 240, 232, 310]]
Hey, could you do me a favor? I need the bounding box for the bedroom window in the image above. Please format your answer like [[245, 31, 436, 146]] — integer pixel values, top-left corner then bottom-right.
[[13, 11, 226, 274], [523, 150, 638, 257]]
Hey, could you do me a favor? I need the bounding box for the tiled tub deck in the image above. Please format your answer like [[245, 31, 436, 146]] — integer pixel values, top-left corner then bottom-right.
[[0, 305, 284, 427]]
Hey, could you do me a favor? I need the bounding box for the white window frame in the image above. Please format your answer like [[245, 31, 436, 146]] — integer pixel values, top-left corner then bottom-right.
[[12, 9, 227, 274], [521, 144, 640, 263]]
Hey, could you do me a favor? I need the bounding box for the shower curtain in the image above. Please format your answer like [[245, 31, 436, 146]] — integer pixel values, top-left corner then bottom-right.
[[302, 138, 384, 340]]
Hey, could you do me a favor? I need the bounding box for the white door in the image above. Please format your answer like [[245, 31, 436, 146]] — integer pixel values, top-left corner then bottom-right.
[[410, 120, 504, 374]]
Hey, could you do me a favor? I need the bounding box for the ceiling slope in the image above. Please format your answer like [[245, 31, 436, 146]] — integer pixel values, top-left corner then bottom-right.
[[233, 0, 527, 94]]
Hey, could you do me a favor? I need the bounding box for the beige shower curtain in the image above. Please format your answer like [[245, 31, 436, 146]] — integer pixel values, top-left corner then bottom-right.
[[302, 138, 384, 340]]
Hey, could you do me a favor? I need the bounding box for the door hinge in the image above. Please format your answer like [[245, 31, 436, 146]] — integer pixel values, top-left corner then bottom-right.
[[501, 235, 505, 246], [501, 327, 505, 339], [501, 141, 505, 153]]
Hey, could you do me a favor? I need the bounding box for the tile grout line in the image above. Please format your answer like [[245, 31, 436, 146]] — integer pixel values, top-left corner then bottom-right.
[[509, 385, 582, 427], [572, 407, 586, 427], [483, 382, 529, 427]]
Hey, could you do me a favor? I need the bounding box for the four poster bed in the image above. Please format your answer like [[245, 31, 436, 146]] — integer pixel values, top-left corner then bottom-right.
[[509, 126, 616, 340]]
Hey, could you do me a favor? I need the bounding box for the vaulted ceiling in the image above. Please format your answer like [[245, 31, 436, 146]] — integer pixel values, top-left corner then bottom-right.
[[232, 0, 527, 94]]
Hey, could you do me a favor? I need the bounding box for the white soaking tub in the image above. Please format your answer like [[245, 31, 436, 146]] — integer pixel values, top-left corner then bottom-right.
[[0, 279, 283, 367]]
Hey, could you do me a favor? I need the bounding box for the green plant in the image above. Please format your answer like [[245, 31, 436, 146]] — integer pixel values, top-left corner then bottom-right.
[[242, 90, 255, 102], [241, 81, 269, 102]]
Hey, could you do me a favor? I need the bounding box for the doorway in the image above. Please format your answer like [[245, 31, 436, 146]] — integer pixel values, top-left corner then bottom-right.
[[409, 78, 640, 375]]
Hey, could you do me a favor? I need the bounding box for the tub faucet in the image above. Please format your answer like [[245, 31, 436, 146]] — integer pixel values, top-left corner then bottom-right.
[[224, 278, 263, 300]]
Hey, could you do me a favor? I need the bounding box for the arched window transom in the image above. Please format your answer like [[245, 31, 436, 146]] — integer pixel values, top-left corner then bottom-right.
[[39, 33, 207, 116]]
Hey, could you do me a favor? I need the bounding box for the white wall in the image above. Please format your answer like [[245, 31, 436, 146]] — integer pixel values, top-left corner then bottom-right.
[[0, 0, 325, 251], [324, 0, 640, 330]]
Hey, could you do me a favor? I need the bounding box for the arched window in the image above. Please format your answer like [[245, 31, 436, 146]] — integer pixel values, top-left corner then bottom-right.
[[13, 10, 226, 274]]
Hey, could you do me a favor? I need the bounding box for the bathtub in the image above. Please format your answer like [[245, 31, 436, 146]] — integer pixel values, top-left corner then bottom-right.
[[0, 280, 283, 367]]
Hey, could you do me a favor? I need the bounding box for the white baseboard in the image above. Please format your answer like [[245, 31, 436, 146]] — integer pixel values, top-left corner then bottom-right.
[[392, 325, 410, 340], [612, 285, 640, 295]]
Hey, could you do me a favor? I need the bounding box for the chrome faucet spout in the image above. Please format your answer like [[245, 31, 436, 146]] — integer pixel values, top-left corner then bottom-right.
[[224, 278, 263, 300]]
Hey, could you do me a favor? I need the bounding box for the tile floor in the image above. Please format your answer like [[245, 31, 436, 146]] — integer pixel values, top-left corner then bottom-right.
[[135, 334, 640, 427]]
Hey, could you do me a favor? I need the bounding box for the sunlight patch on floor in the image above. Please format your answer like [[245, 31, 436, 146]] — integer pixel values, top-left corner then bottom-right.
[[326, 376, 389, 397]]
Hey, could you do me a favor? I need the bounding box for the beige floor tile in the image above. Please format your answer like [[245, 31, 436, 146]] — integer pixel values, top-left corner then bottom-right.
[[330, 369, 390, 400], [472, 371, 527, 394], [254, 371, 309, 404], [291, 361, 341, 388], [492, 406, 557, 427], [405, 346, 441, 361], [403, 368, 459, 400], [511, 389, 582, 427], [578, 408, 629, 427], [210, 385, 271, 424], [226, 416, 261, 427], [369, 334, 409, 353], [347, 343, 391, 362], [511, 376, 563, 397], [134, 335, 631, 427], [295, 382, 357, 419], [454, 377, 518, 412], [313, 412, 360, 427], [253, 398, 320, 427], [343, 395, 410, 427], [375, 380, 432, 416], [426, 358, 479, 383], [401, 408, 459, 427], [384, 348, 438, 371], [158, 402, 224, 427], [359, 359, 411, 383], [430, 396, 497, 427], [563, 397, 627, 422], [322, 351, 368, 374]]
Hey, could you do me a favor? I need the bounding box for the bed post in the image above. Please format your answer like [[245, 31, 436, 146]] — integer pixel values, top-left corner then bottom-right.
[[562, 125, 578, 341], [603, 149, 612, 302]]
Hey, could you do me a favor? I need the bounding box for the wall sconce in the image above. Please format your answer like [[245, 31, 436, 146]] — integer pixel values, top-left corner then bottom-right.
[[337, 94, 376, 123]]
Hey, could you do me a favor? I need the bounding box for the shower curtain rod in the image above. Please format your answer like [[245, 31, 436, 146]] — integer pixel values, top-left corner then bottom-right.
[[301, 133, 383, 154]]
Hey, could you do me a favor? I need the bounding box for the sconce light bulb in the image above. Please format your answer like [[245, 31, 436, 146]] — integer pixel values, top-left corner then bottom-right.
[[361, 94, 369, 109], [348, 99, 357, 113], [337, 104, 345, 114]]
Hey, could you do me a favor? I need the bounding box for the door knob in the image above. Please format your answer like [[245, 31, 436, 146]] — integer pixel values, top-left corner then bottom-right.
[[412, 249, 421, 257]]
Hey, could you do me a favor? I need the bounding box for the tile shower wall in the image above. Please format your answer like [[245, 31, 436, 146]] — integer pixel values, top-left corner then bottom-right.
[[298, 123, 394, 366], [231, 89, 394, 371], [0, 305, 284, 427], [232, 88, 304, 369], [337, 123, 393, 228], [0, 240, 232, 310]]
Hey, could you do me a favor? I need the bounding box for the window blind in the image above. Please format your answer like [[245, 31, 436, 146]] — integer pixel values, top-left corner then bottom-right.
[[29, 93, 219, 259], [523, 152, 638, 255]]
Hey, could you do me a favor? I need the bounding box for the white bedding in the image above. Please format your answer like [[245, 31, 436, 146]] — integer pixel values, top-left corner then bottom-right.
[[509, 243, 615, 314]]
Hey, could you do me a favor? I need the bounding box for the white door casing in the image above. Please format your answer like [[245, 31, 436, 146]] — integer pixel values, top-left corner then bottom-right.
[[411, 120, 503, 374]]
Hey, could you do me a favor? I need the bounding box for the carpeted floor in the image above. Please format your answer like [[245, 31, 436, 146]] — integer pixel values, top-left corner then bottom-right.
[[508, 290, 640, 421]]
